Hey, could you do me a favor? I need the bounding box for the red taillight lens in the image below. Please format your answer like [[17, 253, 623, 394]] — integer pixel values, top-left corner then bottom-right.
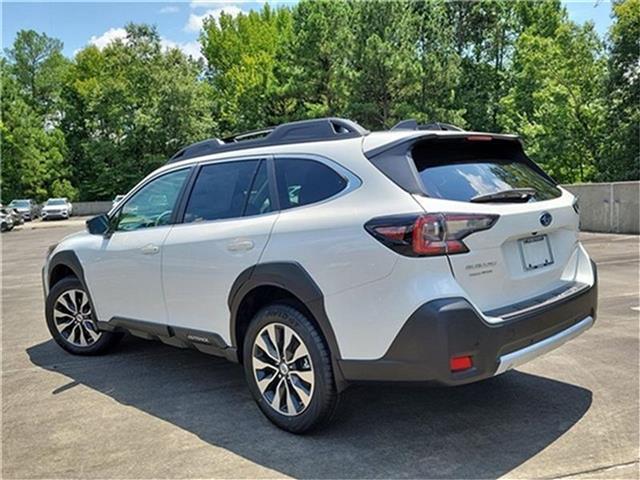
[[450, 355, 473, 372], [365, 212, 498, 257]]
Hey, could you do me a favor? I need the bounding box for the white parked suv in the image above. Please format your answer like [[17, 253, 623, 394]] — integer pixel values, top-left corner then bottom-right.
[[43, 118, 597, 432], [42, 198, 73, 220]]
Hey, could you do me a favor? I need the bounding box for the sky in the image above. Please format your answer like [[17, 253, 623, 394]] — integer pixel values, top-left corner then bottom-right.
[[2, 1, 615, 60]]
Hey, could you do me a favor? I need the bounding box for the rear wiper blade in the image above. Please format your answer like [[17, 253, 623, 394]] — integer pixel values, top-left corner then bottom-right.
[[470, 188, 536, 203]]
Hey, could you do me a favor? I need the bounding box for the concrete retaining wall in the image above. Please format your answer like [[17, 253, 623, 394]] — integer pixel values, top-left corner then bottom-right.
[[562, 181, 639, 234], [71, 201, 112, 216]]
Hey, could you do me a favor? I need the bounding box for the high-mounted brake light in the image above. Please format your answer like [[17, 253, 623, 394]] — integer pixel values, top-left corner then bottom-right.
[[365, 213, 498, 257], [466, 135, 493, 141]]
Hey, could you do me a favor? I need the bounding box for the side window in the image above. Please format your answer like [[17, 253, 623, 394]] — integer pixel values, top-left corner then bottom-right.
[[275, 158, 347, 210], [115, 168, 190, 232], [183, 160, 261, 223]]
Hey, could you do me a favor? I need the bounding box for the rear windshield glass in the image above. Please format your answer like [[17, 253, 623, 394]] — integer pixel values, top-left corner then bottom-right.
[[412, 139, 561, 202]]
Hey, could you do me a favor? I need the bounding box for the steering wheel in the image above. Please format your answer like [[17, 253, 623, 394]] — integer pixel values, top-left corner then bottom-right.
[[154, 210, 173, 227]]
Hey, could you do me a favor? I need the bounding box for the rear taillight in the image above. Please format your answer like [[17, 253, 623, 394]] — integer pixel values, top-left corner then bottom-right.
[[365, 212, 498, 257]]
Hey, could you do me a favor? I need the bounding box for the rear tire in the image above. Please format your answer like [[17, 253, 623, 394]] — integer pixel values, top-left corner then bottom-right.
[[46, 277, 122, 355], [243, 304, 338, 433]]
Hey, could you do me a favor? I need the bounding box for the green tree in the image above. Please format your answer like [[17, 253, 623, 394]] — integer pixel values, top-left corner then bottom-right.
[[5, 30, 69, 114], [286, 0, 353, 118], [500, 5, 607, 182], [201, 5, 293, 135], [63, 23, 214, 200], [448, 1, 518, 130], [1, 30, 76, 202], [600, 0, 639, 181], [1, 60, 75, 201], [348, 0, 421, 129], [413, 0, 464, 125]]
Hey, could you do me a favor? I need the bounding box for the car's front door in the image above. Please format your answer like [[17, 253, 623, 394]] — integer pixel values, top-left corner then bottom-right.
[[83, 168, 191, 324], [161, 157, 277, 345]]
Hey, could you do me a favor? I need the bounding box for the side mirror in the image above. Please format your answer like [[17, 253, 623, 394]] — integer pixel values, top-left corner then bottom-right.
[[86, 214, 110, 235]]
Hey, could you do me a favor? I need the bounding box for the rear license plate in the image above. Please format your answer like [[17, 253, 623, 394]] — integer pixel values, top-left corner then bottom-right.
[[519, 235, 554, 271]]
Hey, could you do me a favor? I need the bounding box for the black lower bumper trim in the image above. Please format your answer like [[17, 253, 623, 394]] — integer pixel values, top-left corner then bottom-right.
[[339, 263, 598, 386]]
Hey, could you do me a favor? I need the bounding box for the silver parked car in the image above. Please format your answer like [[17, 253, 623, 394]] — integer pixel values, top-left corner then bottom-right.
[[1, 206, 24, 226], [42, 198, 73, 220], [8, 199, 39, 221], [0, 209, 14, 232]]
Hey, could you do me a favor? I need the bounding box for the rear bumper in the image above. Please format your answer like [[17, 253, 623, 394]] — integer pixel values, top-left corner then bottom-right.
[[494, 315, 593, 375], [339, 262, 598, 385]]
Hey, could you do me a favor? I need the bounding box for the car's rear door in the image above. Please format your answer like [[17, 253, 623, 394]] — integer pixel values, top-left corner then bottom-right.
[[161, 156, 278, 345]]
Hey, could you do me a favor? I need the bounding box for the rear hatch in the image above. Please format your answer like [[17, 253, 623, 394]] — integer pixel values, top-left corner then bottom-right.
[[408, 136, 580, 313]]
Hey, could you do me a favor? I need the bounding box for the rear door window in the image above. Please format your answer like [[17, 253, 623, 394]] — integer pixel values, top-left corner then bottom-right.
[[183, 160, 261, 223], [275, 158, 347, 209], [412, 139, 561, 202]]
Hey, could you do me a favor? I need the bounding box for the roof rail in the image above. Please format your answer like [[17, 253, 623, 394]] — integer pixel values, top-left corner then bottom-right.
[[391, 119, 464, 132], [168, 117, 368, 164]]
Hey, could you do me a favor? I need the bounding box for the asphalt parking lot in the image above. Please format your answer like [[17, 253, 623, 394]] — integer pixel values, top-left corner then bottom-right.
[[2, 222, 638, 479]]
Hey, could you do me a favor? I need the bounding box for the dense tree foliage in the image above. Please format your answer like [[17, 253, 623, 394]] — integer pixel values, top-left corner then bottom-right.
[[1, 1, 638, 201], [601, 0, 639, 181], [61, 24, 213, 199]]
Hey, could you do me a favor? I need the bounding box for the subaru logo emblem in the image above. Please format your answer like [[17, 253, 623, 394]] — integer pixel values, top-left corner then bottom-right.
[[540, 212, 552, 227]]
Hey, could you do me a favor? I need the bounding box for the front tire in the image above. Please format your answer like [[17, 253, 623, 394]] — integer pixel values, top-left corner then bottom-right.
[[46, 277, 122, 355], [243, 304, 338, 433]]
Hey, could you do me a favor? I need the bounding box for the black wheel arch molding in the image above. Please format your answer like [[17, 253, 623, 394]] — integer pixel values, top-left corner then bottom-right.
[[44, 250, 106, 346], [228, 261, 348, 391], [47, 250, 86, 290], [45, 250, 98, 313]]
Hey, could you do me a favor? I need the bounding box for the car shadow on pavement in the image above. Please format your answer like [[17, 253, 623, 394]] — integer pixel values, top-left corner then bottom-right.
[[27, 335, 592, 479]]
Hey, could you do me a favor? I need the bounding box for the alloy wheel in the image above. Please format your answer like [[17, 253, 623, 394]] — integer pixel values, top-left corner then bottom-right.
[[252, 323, 315, 416], [53, 289, 102, 347]]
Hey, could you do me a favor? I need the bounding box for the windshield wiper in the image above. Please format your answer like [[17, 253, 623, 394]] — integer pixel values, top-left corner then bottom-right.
[[470, 188, 536, 203]]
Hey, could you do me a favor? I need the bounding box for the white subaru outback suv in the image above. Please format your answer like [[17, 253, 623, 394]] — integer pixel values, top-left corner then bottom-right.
[[43, 118, 597, 433]]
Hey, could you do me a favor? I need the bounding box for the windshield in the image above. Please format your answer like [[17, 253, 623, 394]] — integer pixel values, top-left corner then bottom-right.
[[47, 199, 66, 205], [9, 200, 29, 208], [412, 139, 561, 203]]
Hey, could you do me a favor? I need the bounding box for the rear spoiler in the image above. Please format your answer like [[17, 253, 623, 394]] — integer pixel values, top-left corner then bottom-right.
[[363, 133, 553, 196], [364, 131, 523, 159]]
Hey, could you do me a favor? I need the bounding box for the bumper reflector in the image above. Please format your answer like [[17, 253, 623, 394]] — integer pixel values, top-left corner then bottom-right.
[[450, 355, 473, 372]]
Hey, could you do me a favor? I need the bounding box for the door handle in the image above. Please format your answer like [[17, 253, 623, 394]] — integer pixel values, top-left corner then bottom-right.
[[227, 239, 254, 252], [140, 243, 160, 255]]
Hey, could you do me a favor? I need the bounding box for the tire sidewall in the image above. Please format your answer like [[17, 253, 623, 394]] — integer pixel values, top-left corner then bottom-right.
[[243, 304, 334, 433], [45, 277, 117, 355]]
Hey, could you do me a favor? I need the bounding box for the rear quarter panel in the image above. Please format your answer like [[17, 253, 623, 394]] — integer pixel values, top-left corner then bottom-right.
[[260, 142, 454, 359]]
